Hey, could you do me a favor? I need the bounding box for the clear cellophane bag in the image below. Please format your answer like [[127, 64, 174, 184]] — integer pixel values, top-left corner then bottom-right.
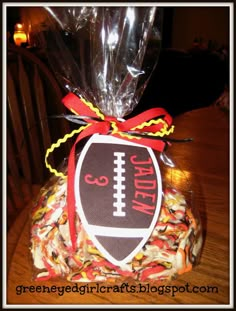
[[26, 6, 203, 282]]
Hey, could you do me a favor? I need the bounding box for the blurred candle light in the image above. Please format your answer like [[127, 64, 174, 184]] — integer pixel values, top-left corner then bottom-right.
[[13, 23, 27, 46]]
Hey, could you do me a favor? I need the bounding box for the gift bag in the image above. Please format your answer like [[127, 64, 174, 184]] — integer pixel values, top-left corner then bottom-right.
[[28, 6, 203, 282]]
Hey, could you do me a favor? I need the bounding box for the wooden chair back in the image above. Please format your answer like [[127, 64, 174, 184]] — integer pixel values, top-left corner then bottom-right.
[[7, 43, 71, 228]]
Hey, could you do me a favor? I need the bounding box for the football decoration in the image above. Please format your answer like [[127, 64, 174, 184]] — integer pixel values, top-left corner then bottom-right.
[[74, 134, 162, 266]]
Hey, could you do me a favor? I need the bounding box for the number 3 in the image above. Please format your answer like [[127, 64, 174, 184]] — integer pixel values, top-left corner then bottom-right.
[[84, 174, 109, 186]]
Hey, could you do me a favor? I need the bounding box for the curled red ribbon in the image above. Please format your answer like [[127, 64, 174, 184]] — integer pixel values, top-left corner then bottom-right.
[[62, 92, 174, 250]]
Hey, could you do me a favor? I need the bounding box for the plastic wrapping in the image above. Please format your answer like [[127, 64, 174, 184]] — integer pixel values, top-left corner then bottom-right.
[[31, 153, 202, 282], [26, 6, 203, 282], [24, 6, 161, 117]]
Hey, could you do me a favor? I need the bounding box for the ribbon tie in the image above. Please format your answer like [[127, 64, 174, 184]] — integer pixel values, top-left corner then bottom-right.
[[62, 92, 175, 150], [45, 92, 175, 250]]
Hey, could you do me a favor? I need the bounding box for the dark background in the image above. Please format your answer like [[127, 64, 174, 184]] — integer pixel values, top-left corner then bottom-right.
[[6, 6, 229, 117]]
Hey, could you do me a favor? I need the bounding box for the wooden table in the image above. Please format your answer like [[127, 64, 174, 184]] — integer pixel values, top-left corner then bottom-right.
[[6, 106, 231, 307]]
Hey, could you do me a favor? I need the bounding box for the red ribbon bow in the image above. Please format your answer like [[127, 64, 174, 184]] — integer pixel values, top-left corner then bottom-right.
[[62, 92, 174, 250]]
